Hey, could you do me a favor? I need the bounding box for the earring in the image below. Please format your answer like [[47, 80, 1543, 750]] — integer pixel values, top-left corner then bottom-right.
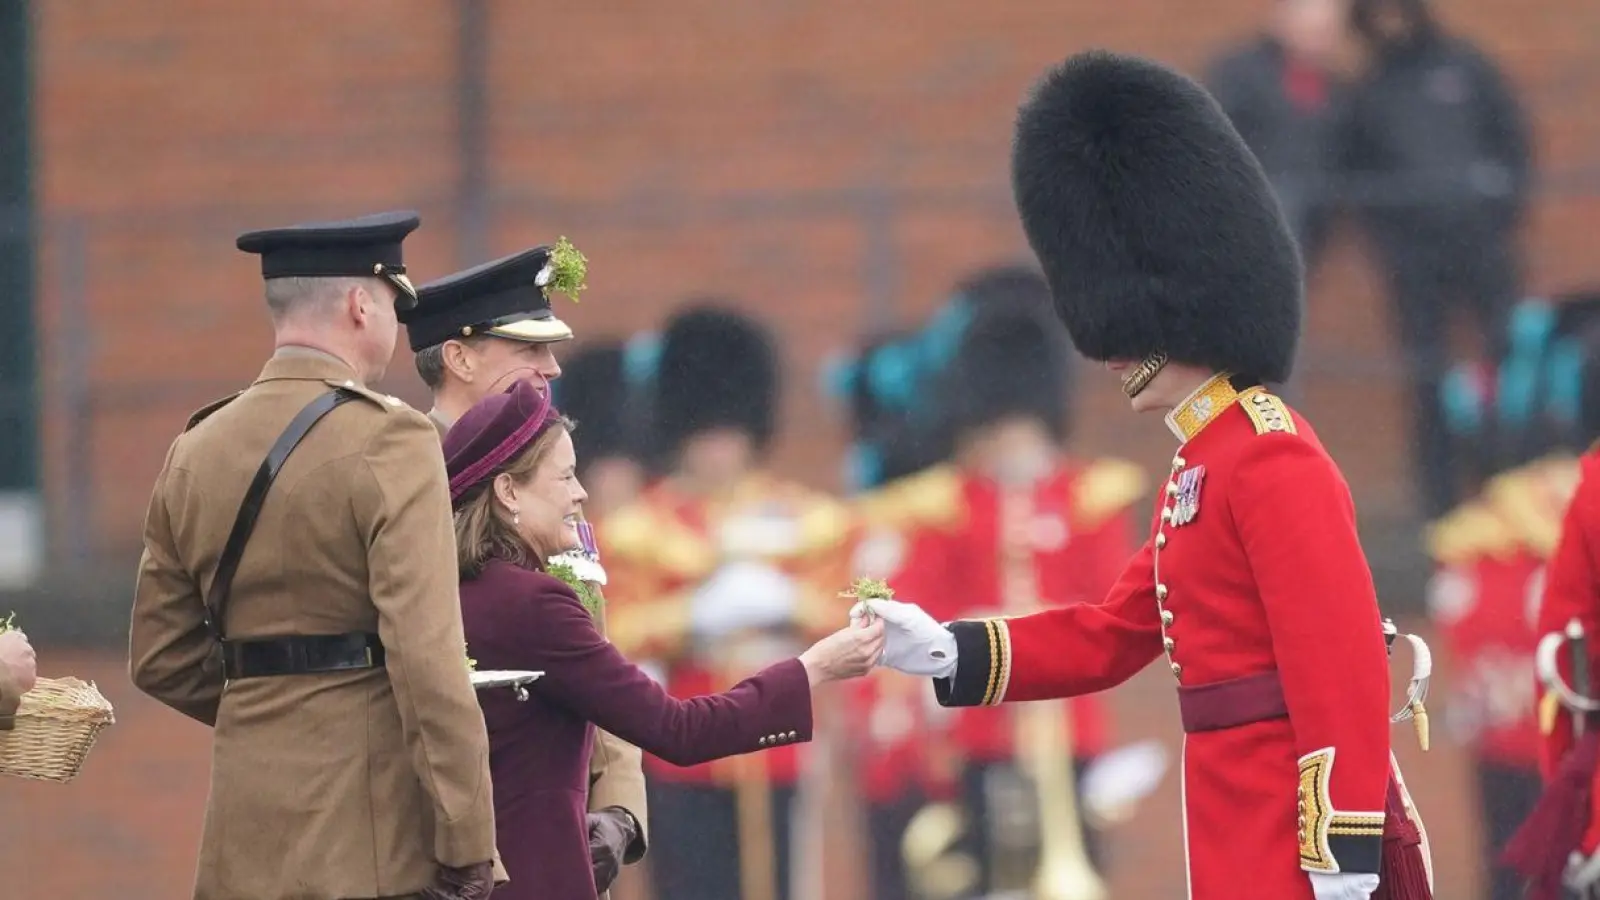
[[512, 510, 521, 528]]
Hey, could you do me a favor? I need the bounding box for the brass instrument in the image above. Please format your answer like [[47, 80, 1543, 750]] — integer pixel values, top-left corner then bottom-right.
[[999, 484, 1108, 900]]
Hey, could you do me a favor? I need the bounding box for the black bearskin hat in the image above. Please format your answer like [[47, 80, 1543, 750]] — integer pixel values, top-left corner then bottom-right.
[[1010, 50, 1303, 383], [649, 304, 779, 462], [950, 263, 1057, 322], [938, 301, 1074, 444], [840, 331, 952, 488], [551, 341, 640, 480]]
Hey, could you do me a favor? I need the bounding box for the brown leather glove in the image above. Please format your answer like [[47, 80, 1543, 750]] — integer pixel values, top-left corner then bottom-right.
[[587, 807, 639, 894], [418, 861, 495, 900]]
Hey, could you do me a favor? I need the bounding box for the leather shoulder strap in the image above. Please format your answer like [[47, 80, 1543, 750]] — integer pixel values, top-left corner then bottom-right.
[[204, 388, 360, 640]]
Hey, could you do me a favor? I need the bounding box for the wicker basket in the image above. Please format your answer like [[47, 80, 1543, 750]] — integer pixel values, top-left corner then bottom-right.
[[0, 676, 115, 783]]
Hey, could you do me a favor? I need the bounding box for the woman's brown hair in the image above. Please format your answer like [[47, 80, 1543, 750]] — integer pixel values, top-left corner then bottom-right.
[[454, 414, 575, 579]]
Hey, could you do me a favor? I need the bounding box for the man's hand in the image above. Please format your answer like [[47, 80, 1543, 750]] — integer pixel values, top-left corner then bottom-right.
[[1307, 871, 1379, 900], [588, 807, 639, 893], [419, 861, 495, 900], [848, 598, 958, 679], [0, 631, 37, 695]]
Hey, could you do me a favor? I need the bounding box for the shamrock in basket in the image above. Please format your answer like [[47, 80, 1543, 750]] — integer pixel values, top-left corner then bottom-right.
[[0, 613, 116, 783]]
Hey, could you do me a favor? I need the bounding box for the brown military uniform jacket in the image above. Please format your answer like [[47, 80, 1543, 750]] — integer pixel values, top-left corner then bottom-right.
[[129, 350, 497, 900], [427, 407, 650, 864]]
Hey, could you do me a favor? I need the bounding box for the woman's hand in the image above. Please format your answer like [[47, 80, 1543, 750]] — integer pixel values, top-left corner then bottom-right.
[[798, 618, 886, 686]]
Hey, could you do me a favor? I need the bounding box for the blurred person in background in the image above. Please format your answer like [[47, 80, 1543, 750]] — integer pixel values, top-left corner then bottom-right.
[[440, 378, 884, 900], [404, 248, 650, 897], [128, 211, 501, 900], [600, 306, 860, 900], [853, 268, 1151, 900], [1494, 293, 1600, 900], [1204, 0, 1360, 274], [1422, 292, 1600, 900], [826, 324, 962, 900], [554, 341, 649, 522], [0, 626, 36, 730], [1340, 0, 1533, 518]]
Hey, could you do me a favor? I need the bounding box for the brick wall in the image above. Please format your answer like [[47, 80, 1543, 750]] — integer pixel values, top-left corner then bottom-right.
[[16, 0, 1599, 896], [32, 0, 1600, 559]]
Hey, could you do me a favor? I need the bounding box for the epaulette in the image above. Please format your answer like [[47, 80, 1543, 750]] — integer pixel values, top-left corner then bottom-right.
[[795, 492, 855, 555], [1485, 455, 1581, 560], [1423, 501, 1517, 566], [184, 391, 243, 431], [853, 464, 964, 533], [322, 377, 407, 411], [601, 502, 717, 579], [1239, 390, 1297, 436], [1072, 457, 1149, 530]]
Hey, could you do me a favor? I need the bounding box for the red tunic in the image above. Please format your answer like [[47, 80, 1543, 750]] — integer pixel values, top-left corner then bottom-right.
[[1426, 456, 1578, 770], [849, 458, 1145, 802], [597, 473, 858, 788], [1531, 449, 1600, 854], [928, 376, 1408, 900]]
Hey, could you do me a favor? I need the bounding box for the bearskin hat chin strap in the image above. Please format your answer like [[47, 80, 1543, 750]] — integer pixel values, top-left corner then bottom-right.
[[1121, 352, 1168, 398]]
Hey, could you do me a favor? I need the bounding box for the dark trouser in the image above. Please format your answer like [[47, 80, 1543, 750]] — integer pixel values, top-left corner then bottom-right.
[[1379, 239, 1520, 518], [962, 758, 1106, 895], [866, 790, 931, 900], [1475, 759, 1542, 900], [645, 779, 796, 900], [867, 758, 1103, 900]]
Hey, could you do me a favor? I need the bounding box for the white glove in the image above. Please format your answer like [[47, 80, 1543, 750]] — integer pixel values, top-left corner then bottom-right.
[[848, 598, 958, 679], [688, 561, 798, 640], [1308, 872, 1379, 900]]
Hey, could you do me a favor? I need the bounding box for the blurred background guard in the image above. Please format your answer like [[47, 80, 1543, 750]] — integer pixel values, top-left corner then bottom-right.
[[1340, 0, 1534, 518], [401, 245, 573, 433], [854, 267, 1153, 900], [1462, 290, 1600, 900], [1203, 0, 1359, 277], [1424, 460, 1576, 900], [599, 305, 861, 900], [554, 341, 650, 523], [826, 324, 967, 900], [407, 251, 651, 897]]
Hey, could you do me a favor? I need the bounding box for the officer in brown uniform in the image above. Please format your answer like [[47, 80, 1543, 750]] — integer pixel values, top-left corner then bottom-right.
[[402, 246, 651, 895], [129, 211, 499, 900]]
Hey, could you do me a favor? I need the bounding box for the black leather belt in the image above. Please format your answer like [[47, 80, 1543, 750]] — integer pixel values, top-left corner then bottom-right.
[[222, 632, 385, 680]]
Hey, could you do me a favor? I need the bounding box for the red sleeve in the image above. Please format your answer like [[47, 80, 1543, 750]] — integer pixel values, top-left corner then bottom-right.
[[487, 577, 814, 768], [1536, 453, 1600, 779], [1232, 433, 1391, 876], [934, 537, 1163, 706]]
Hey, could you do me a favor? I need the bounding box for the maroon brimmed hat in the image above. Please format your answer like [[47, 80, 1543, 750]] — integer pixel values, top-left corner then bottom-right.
[[443, 379, 563, 507]]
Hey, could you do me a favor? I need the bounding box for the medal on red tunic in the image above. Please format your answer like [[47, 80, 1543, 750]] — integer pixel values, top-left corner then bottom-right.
[[1171, 465, 1206, 527]]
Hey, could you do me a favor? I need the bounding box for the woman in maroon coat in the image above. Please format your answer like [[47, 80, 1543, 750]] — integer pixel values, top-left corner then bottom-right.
[[441, 379, 885, 900]]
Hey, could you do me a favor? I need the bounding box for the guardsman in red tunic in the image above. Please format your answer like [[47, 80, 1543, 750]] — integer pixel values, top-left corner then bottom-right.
[[823, 326, 956, 900], [854, 51, 1433, 900], [1427, 452, 1578, 900], [599, 307, 858, 900], [852, 274, 1150, 900]]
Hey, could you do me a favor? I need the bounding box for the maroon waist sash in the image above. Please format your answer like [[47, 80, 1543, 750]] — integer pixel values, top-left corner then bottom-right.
[[1175, 669, 1433, 900], [1176, 670, 1288, 733]]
